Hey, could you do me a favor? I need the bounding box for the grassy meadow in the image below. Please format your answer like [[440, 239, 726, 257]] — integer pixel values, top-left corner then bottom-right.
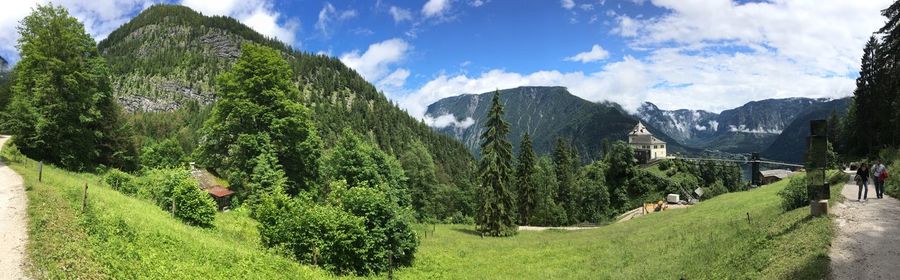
[[5, 142, 844, 279], [395, 174, 845, 279]]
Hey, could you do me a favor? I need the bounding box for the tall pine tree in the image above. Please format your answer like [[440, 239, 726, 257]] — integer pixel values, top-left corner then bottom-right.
[[553, 138, 577, 224], [477, 90, 517, 236], [515, 132, 537, 226]]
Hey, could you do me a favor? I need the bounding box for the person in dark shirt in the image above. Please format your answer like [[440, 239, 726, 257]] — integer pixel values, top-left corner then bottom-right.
[[856, 164, 870, 201]]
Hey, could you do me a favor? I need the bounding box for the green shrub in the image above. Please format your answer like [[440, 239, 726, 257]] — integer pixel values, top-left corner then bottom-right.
[[704, 180, 729, 199], [255, 190, 368, 276], [885, 159, 900, 198], [105, 168, 138, 195], [171, 178, 217, 227], [658, 160, 672, 171], [778, 176, 808, 211], [135, 168, 216, 227], [255, 181, 419, 276], [0, 141, 23, 163], [332, 185, 419, 272]]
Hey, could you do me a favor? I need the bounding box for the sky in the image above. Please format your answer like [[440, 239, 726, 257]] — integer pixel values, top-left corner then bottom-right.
[[0, 0, 892, 126]]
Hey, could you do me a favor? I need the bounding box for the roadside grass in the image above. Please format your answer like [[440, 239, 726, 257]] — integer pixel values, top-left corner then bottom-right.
[[7, 155, 337, 279], [397, 173, 845, 279]]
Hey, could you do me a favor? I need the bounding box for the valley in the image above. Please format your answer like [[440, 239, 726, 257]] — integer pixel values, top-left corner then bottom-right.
[[0, 1, 896, 280]]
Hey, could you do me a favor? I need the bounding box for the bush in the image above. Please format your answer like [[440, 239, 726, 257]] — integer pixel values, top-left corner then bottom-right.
[[255, 182, 419, 276], [658, 160, 672, 171], [135, 169, 216, 227], [0, 141, 23, 163], [171, 180, 217, 227], [256, 190, 369, 276], [704, 180, 729, 199], [332, 185, 419, 272], [778, 176, 808, 211], [105, 168, 138, 195]]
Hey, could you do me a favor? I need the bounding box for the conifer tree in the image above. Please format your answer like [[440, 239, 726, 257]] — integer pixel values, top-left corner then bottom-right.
[[477, 90, 517, 236], [553, 138, 576, 224], [515, 132, 537, 225]]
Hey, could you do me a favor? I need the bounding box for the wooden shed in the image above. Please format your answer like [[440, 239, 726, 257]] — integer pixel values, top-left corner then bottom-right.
[[207, 186, 235, 211]]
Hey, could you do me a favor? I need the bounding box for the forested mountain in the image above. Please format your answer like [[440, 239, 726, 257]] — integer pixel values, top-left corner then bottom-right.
[[97, 5, 475, 190], [762, 98, 851, 163], [425, 86, 698, 160], [638, 97, 846, 154]]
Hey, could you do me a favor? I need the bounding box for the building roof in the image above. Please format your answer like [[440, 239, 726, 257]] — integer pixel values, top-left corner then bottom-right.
[[760, 169, 794, 179], [630, 122, 651, 136], [207, 186, 235, 198]]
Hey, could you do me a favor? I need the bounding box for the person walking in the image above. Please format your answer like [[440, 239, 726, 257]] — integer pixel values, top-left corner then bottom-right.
[[857, 164, 870, 201], [872, 160, 887, 199]]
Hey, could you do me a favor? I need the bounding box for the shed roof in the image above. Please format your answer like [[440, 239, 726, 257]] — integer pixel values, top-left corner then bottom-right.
[[207, 186, 235, 198], [760, 169, 794, 179]]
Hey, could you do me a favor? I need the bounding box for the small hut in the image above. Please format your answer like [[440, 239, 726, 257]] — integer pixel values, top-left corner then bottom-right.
[[207, 185, 235, 211], [758, 169, 795, 185]]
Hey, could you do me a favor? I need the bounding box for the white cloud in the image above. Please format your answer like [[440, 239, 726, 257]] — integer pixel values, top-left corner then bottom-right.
[[181, 0, 300, 45], [390, 0, 887, 119], [424, 114, 475, 129], [378, 68, 411, 89], [422, 0, 451, 18], [0, 0, 156, 62], [561, 0, 575, 10], [315, 2, 357, 38], [579, 4, 594, 11], [565, 44, 609, 63], [340, 38, 411, 86], [470, 0, 487, 7], [611, 15, 639, 37], [389, 6, 413, 23], [630, 0, 890, 76]]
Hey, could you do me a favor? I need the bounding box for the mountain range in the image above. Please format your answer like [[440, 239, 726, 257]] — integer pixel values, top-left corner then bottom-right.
[[425, 86, 697, 161], [426, 87, 850, 163], [638, 97, 850, 154]]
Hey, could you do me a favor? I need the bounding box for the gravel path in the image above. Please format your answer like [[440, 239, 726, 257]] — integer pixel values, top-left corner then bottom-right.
[[829, 171, 900, 280], [0, 136, 29, 279]]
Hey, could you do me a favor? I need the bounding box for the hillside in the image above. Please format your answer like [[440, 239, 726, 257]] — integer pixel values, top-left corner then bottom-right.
[[425, 86, 697, 160], [97, 5, 474, 186], [4, 147, 337, 279], [762, 98, 852, 163]]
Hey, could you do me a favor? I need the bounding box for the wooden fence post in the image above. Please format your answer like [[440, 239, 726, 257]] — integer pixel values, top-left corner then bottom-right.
[[38, 161, 43, 182], [82, 183, 88, 211]]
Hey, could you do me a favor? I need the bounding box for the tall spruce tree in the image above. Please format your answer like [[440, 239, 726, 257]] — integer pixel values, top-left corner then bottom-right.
[[553, 138, 577, 224], [4, 4, 134, 170], [515, 132, 537, 225], [477, 90, 517, 236], [850, 36, 879, 155]]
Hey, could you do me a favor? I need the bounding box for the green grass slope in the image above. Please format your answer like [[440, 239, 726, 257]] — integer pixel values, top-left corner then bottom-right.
[[7, 155, 337, 279], [396, 175, 844, 279]]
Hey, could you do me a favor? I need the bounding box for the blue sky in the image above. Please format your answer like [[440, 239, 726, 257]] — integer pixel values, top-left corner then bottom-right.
[[0, 0, 892, 126]]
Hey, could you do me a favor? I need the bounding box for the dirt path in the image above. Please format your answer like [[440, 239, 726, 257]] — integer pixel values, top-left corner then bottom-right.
[[829, 171, 900, 279], [0, 136, 29, 279]]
